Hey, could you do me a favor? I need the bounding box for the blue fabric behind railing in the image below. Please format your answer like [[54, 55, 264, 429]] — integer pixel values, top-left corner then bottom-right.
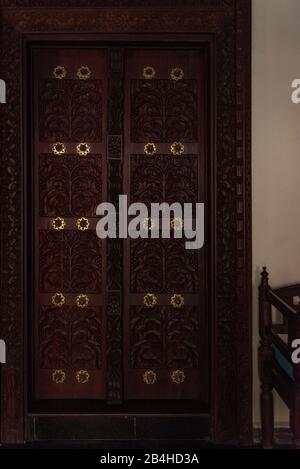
[[272, 344, 294, 380]]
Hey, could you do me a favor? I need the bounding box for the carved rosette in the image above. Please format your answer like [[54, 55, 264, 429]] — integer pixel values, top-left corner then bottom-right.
[[53, 66, 66, 79]]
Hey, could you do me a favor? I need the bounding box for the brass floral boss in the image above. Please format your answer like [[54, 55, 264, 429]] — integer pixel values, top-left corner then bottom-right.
[[77, 66, 91, 80], [76, 294, 89, 308], [143, 370, 157, 385], [76, 217, 90, 231], [170, 294, 185, 309], [170, 67, 184, 81], [52, 142, 66, 156], [51, 143, 92, 156], [51, 293, 90, 308], [170, 141, 184, 156], [143, 293, 158, 308], [51, 217, 90, 231], [143, 66, 156, 80], [171, 370, 186, 384], [52, 216, 66, 230], [144, 142, 157, 156], [51, 292, 66, 308], [52, 370, 91, 384], [53, 66, 67, 79], [76, 142, 91, 157], [52, 369, 66, 384], [76, 370, 90, 384], [142, 66, 184, 80], [52, 66, 92, 80]]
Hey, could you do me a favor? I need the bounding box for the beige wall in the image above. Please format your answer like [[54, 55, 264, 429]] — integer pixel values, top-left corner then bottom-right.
[[253, 0, 300, 425]]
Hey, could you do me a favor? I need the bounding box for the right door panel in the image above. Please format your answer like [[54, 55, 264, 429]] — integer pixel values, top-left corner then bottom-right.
[[123, 49, 209, 403]]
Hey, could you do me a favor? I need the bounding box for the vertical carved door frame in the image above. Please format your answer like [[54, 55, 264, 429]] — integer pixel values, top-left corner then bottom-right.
[[0, 1, 252, 445]]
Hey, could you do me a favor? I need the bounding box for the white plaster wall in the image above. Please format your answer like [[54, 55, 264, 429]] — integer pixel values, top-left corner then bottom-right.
[[253, 0, 300, 425]]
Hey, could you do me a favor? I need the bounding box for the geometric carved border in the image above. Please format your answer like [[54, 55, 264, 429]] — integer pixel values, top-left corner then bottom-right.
[[106, 47, 124, 404], [0, 0, 252, 445]]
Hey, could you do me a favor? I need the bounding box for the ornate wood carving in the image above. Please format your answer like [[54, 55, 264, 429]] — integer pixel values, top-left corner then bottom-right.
[[107, 135, 122, 161], [235, 0, 252, 445], [130, 239, 199, 293], [130, 305, 199, 369], [124, 48, 207, 403], [39, 306, 102, 369], [0, 0, 252, 445], [106, 48, 123, 404], [214, 14, 239, 443], [130, 155, 198, 206], [131, 80, 197, 142], [39, 231, 102, 293], [0, 15, 23, 443], [106, 292, 122, 404], [39, 153, 102, 217], [31, 47, 106, 403], [38, 80, 102, 142], [3, 8, 225, 32]]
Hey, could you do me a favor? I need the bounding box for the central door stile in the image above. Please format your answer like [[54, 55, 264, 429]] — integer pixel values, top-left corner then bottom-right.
[[106, 48, 124, 404]]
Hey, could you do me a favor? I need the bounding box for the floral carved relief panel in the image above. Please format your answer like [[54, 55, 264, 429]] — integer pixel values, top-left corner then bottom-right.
[[31, 47, 107, 401], [39, 306, 102, 369], [130, 154, 198, 206], [124, 48, 207, 403], [39, 231, 102, 293], [130, 239, 199, 293], [130, 306, 199, 369], [131, 80, 197, 142], [39, 80, 102, 142], [39, 153, 102, 217]]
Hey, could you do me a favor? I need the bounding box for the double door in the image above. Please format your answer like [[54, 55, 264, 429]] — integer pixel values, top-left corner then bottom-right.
[[30, 45, 208, 408]]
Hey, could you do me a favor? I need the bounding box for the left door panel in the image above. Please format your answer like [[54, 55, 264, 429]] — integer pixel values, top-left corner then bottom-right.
[[30, 48, 107, 400]]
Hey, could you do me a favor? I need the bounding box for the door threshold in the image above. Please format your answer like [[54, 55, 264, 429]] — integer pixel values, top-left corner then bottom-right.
[[27, 414, 210, 441]]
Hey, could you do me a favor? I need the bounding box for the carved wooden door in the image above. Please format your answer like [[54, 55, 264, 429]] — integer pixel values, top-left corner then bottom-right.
[[32, 47, 107, 400], [123, 49, 208, 403], [30, 45, 208, 407]]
